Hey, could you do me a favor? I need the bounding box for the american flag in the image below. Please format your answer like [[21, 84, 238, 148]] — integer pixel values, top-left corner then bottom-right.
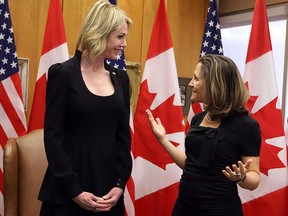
[[0, 0, 26, 214], [185, 0, 223, 132], [200, 0, 223, 57], [106, 49, 127, 71]]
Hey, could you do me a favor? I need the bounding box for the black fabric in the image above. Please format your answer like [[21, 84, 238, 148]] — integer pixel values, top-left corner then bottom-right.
[[40, 199, 124, 216], [173, 111, 261, 216], [38, 50, 132, 214]]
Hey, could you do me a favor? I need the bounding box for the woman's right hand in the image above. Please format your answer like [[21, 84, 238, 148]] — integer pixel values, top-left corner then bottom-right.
[[72, 191, 108, 211], [146, 109, 167, 143]]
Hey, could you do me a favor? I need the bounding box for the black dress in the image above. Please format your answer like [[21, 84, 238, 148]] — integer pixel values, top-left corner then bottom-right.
[[172, 111, 261, 216], [38, 50, 132, 216]]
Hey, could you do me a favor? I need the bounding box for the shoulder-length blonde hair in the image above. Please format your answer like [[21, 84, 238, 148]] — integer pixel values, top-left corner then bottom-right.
[[200, 54, 249, 118], [76, 0, 132, 57]]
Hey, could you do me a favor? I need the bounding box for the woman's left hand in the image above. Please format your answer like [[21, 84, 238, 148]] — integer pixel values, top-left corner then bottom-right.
[[222, 159, 252, 182], [94, 187, 123, 212]]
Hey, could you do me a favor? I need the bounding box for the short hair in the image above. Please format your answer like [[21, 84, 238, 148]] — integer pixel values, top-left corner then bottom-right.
[[199, 54, 249, 118], [76, 0, 132, 57]]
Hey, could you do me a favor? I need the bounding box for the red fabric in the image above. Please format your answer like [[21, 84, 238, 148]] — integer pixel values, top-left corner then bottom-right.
[[28, 0, 69, 132]]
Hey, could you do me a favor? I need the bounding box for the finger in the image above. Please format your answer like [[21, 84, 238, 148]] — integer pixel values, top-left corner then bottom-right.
[[155, 118, 162, 125], [231, 164, 241, 176], [222, 170, 230, 178], [224, 166, 240, 179], [237, 161, 245, 174], [146, 109, 155, 122], [225, 166, 233, 175], [95, 202, 111, 208], [146, 109, 153, 117], [243, 159, 252, 169]]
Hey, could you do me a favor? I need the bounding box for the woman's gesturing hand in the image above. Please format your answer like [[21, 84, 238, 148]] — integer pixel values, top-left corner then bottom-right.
[[146, 109, 167, 143], [222, 159, 252, 182]]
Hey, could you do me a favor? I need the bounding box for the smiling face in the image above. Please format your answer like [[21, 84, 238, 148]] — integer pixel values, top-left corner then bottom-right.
[[101, 22, 128, 60], [189, 62, 206, 103]]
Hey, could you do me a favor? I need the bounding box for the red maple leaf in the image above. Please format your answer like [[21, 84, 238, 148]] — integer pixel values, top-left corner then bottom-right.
[[246, 86, 285, 175], [133, 80, 184, 169]]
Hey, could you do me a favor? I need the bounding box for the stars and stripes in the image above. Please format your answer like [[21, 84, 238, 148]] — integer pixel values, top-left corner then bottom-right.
[[0, 0, 27, 214]]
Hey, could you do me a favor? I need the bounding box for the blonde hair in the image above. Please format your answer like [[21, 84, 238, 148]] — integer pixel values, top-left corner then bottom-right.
[[200, 54, 249, 118], [76, 0, 132, 57]]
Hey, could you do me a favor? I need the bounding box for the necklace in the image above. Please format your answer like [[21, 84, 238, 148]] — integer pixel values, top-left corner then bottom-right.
[[206, 113, 221, 123]]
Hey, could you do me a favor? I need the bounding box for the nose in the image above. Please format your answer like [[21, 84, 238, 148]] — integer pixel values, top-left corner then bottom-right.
[[188, 79, 193, 87], [121, 38, 127, 48]]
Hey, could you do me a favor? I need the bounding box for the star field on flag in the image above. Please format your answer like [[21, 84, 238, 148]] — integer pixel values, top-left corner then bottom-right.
[[200, 0, 223, 58], [0, 1, 19, 82]]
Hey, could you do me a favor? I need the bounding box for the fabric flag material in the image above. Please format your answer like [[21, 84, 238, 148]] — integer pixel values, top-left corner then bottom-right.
[[241, 0, 288, 215], [185, 0, 223, 133], [132, 0, 185, 215], [28, 0, 69, 132], [0, 0, 27, 214], [106, 1, 135, 215]]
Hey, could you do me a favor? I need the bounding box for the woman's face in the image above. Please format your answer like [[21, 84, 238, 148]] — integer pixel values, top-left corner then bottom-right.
[[101, 22, 129, 60], [189, 62, 206, 103]]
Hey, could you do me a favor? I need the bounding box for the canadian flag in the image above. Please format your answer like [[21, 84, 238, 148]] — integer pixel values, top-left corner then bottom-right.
[[240, 0, 288, 215], [132, 0, 185, 215], [28, 0, 69, 132]]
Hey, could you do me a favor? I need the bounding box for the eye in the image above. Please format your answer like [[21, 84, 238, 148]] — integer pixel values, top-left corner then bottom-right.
[[193, 75, 199, 81], [118, 34, 125, 39]]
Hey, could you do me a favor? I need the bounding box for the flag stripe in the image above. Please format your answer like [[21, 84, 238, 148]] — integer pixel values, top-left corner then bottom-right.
[[37, 43, 69, 80], [0, 79, 26, 138], [243, 186, 288, 215], [28, 76, 47, 132], [41, 0, 67, 55], [0, 126, 8, 149], [1, 76, 26, 129], [146, 0, 172, 60], [245, 0, 272, 64], [28, 0, 69, 132]]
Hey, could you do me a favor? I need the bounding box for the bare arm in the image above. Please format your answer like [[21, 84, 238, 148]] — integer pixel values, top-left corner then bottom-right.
[[146, 109, 186, 169]]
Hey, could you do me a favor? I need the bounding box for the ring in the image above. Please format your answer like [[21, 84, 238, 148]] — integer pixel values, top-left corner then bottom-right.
[[235, 173, 241, 177]]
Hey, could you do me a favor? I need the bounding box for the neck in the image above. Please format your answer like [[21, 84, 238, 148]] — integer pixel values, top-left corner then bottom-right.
[[206, 113, 221, 123], [82, 53, 105, 72]]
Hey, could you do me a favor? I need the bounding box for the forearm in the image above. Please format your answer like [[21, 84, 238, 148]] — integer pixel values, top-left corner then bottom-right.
[[237, 170, 260, 191], [158, 137, 186, 169]]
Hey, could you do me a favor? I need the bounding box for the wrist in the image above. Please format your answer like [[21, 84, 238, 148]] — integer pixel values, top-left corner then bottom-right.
[[158, 136, 167, 143], [237, 174, 247, 185]]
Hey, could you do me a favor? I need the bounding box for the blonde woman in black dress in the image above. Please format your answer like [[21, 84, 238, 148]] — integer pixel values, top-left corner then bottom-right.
[[38, 1, 132, 215]]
